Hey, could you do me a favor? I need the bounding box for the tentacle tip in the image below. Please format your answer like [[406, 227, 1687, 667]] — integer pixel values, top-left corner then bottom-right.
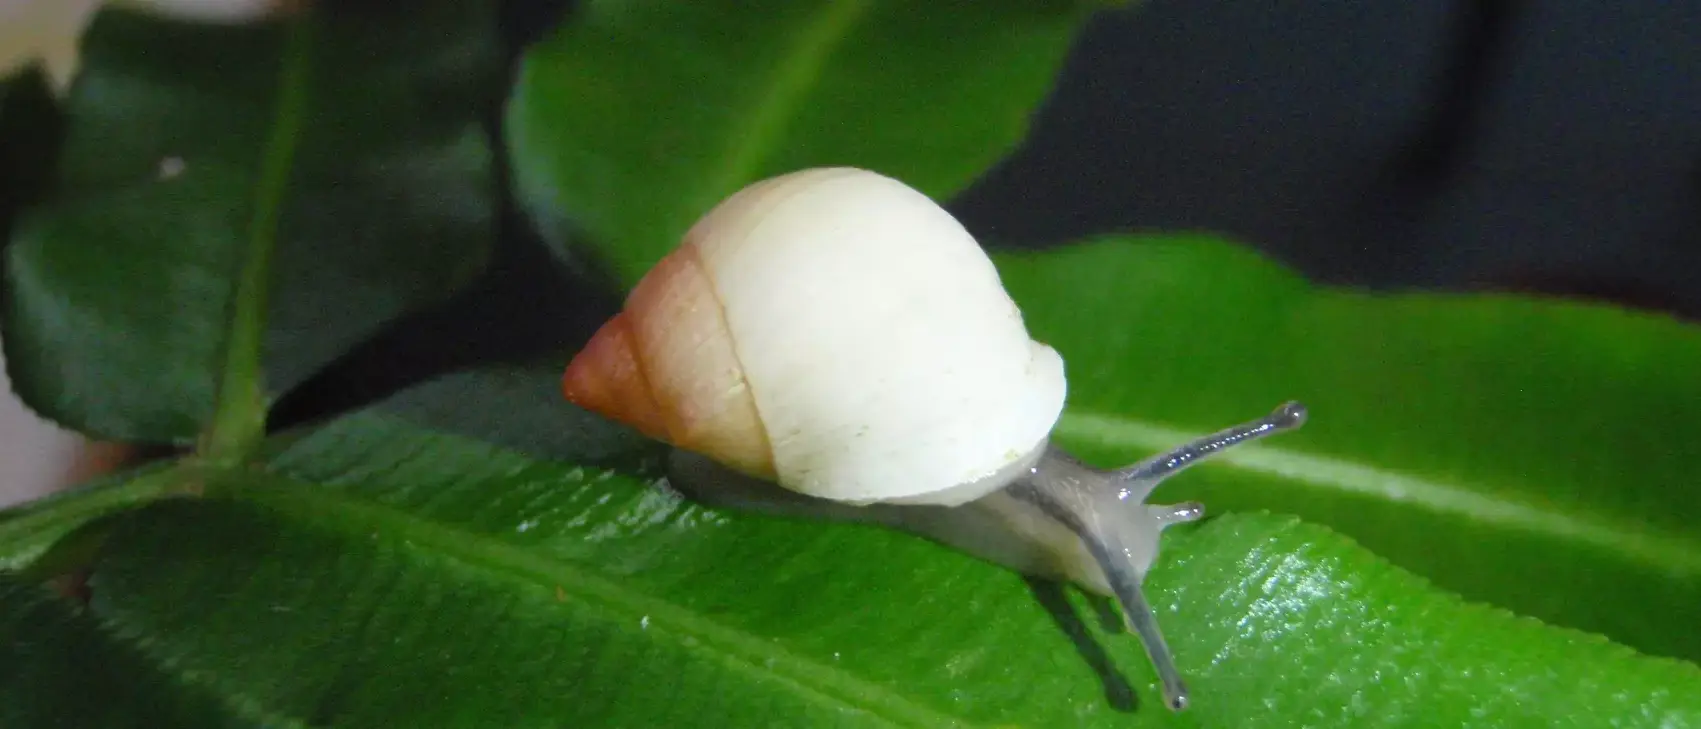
[[1272, 401, 1308, 429], [1154, 501, 1205, 527], [1165, 688, 1190, 712]]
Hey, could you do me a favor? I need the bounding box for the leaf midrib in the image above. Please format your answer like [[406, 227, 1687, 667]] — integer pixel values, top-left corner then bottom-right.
[[1056, 410, 1701, 575], [233, 472, 976, 729], [700, 0, 874, 211]]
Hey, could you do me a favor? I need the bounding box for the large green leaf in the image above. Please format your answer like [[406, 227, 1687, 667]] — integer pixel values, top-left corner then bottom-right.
[[506, 0, 1105, 284], [1, 3, 496, 444], [995, 234, 1701, 663], [34, 412, 1692, 727]]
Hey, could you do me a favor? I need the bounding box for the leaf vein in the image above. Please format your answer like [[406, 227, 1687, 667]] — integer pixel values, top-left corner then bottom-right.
[[705, 0, 874, 207], [239, 474, 976, 729]]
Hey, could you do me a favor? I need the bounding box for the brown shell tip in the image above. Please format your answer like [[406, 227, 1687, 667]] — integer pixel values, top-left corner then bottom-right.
[[562, 314, 672, 442]]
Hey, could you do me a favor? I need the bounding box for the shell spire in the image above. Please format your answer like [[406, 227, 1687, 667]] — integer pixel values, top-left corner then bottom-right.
[[564, 244, 775, 480]]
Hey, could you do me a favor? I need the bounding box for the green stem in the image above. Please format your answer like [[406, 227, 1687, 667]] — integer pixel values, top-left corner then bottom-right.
[[201, 16, 315, 466]]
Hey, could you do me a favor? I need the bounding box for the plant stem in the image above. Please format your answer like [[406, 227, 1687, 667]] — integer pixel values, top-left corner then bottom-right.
[[201, 16, 314, 466]]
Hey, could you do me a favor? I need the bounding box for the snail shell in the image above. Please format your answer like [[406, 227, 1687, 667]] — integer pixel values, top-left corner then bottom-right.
[[563, 167, 1067, 507]]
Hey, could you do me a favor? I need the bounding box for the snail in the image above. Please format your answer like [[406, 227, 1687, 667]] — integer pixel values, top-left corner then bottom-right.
[[562, 166, 1307, 711]]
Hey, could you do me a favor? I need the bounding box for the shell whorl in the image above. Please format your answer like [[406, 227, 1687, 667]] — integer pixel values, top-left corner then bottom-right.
[[564, 167, 1067, 506], [563, 245, 775, 480]]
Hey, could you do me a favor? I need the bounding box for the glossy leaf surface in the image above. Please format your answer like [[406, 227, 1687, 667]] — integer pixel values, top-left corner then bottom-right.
[[47, 411, 1695, 727], [996, 234, 1701, 662], [1, 3, 495, 442], [506, 0, 1104, 284]]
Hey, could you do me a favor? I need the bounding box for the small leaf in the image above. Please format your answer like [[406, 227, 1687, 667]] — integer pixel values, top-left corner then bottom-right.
[[2, 2, 497, 443], [0, 572, 246, 727], [507, 0, 1101, 284], [41, 412, 1698, 727], [995, 234, 1701, 662]]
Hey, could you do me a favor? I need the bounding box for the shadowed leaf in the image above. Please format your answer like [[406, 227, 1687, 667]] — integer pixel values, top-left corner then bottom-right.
[[2, 3, 497, 442]]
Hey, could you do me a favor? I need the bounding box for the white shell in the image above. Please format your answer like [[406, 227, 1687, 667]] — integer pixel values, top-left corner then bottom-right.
[[563, 167, 1068, 506]]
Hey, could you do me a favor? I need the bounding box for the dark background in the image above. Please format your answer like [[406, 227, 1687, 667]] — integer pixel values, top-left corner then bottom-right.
[[953, 0, 1701, 318]]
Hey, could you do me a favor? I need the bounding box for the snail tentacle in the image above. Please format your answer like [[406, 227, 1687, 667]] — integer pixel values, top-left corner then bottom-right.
[[1114, 401, 1308, 500], [1008, 401, 1309, 712], [1152, 501, 1206, 525], [1005, 468, 1193, 711]]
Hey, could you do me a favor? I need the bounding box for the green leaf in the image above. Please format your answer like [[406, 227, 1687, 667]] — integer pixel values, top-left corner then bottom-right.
[[0, 572, 245, 727], [507, 0, 1099, 285], [368, 363, 656, 466], [0, 462, 180, 573], [43, 412, 1695, 727], [2, 3, 497, 445], [995, 234, 1701, 663]]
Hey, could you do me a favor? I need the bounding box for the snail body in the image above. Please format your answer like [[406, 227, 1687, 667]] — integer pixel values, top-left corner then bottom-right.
[[563, 167, 1307, 712]]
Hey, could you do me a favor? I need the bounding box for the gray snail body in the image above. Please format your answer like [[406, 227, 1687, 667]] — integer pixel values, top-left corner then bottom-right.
[[667, 404, 1306, 712], [562, 166, 1308, 711]]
